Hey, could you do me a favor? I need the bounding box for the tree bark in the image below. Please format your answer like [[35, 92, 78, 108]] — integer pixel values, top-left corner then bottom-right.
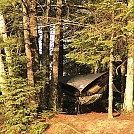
[[121, 61, 126, 100], [0, 50, 5, 94], [52, 0, 62, 111], [58, 30, 63, 76], [0, 13, 6, 92], [108, 7, 115, 119], [29, 0, 39, 76], [123, 0, 134, 113], [0, 13, 13, 77], [41, 0, 50, 109], [0, 13, 12, 94], [124, 49, 134, 112], [108, 48, 113, 119], [22, 0, 34, 87]]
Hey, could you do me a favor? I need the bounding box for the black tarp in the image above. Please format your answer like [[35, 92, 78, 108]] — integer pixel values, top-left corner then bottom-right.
[[59, 72, 108, 98]]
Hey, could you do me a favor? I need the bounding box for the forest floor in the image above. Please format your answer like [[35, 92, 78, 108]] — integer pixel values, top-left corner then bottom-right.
[[45, 111, 134, 134], [0, 111, 134, 134]]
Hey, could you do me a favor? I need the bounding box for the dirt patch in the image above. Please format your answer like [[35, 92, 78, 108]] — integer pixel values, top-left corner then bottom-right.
[[45, 112, 134, 134]]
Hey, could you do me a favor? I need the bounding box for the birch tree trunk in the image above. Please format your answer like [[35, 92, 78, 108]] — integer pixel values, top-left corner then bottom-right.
[[123, 0, 134, 113], [22, 0, 34, 86], [1, 15, 13, 76], [52, 0, 62, 111], [0, 13, 13, 77], [124, 50, 134, 112], [0, 13, 6, 92], [0, 13, 13, 95]]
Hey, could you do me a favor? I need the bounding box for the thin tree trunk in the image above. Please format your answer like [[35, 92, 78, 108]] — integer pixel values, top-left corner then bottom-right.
[[42, 0, 50, 109], [0, 13, 6, 92], [57, 29, 63, 110], [108, 48, 113, 119], [52, 0, 62, 111], [22, 0, 34, 87], [121, 61, 126, 100], [0, 50, 5, 93], [108, 7, 115, 119], [58, 30, 63, 76], [52, 24, 60, 111]]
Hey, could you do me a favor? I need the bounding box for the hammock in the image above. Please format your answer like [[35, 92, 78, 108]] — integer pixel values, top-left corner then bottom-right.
[[58, 72, 108, 113], [79, 94, 102, 105]]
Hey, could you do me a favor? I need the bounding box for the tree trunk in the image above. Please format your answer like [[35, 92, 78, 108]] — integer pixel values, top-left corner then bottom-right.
[[124, 50, 134, 112], [108, 48, 113, 119], [0, 13, 6, 92], [58, 30, 63, 76], [108, 7, 115, 119], [29, 0, 39, 76], [41, 0, 50, 109], [0, 13, 12, 95], [52, 0, 62, 111], [22, 0, 34, 87], [123, 0, 134, 113], [0, 13, 13, 77], [121, 61, 126, 100], [0, 50, 5, 93]]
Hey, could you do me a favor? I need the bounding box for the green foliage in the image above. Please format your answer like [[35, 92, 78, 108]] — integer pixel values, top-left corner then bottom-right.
[[30, 120, 48, 134], [0, 32, 40, 134], [29, 110, 54, 134], [66, 0, 129, 70], [0, 1, 49, 134], [0, 40, 45, 133], [0, 77, 38, 134], [0, 0, 21, 12]]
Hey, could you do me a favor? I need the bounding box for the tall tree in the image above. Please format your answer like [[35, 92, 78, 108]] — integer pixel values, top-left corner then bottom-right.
[[58, 28, 63, 76], [52, 0, 62, 111], [29, 0, 39, 76], [41, 0, 51, 109], [66, 0, 127, 70], [22, 0, 35, 86], [0, 12, 14, 94], [123, 0, 134, 112], [0, 1, 41, 133], [108, 5, 116, 119], [108, 47, 114, 118], [66, 0, 129, 115]]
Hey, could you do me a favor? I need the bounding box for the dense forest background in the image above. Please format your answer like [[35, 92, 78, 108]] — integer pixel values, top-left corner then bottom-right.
[[0, 0, 133, 133]]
